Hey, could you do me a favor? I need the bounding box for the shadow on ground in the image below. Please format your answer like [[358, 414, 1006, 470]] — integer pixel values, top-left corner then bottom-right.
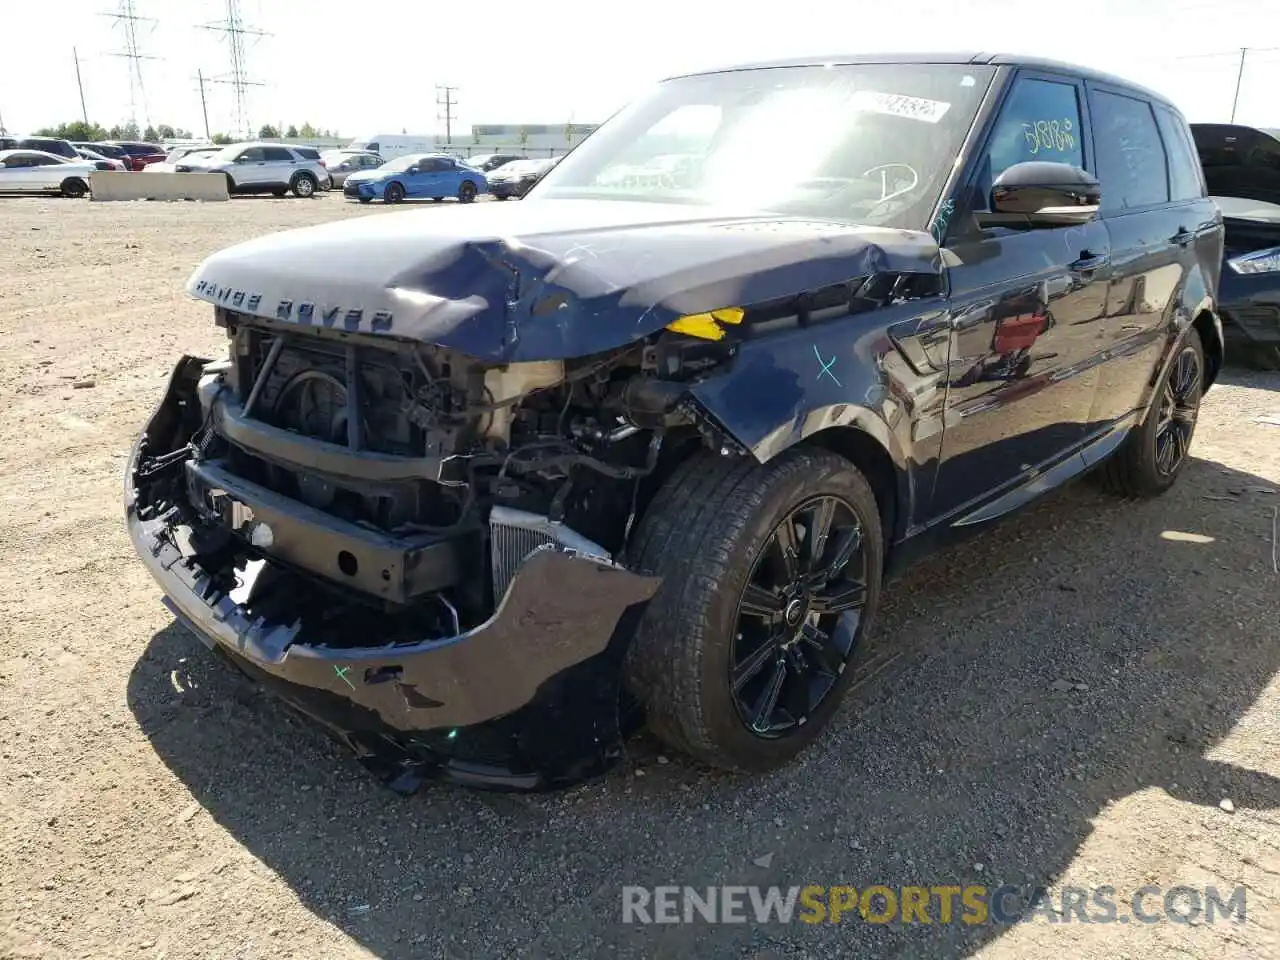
[[128, 447, 1280, 959]]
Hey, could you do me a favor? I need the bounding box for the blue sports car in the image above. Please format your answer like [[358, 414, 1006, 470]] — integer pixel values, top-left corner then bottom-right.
[[343, 153, 488, 204]]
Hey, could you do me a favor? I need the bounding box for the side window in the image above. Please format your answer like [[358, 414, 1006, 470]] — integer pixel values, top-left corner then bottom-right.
[[1154, 108, 1204, 201], [983, 77, 1085, 192], [423, 158, 447, 172], [237, 147, 264, 162], [263, 147, 293, 162], [1089, 90, 1169, 211]]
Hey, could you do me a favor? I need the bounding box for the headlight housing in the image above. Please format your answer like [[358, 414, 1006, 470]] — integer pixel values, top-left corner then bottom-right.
[[1227, 246, 1280, 274]]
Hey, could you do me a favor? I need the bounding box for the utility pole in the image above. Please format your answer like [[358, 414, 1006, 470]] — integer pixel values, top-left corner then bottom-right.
[[436, 84, 458, 146], [0, 104, 7, 135], [1230, 47, 1247, 123], [73, 48, 89, 125], [197, 70, 211, 140]]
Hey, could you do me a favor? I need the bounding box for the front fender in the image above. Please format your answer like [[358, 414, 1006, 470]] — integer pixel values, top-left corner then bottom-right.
[[686, 318, 926, 541]]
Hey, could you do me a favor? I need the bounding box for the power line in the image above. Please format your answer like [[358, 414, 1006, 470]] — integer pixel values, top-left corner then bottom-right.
[[199, 0, 269, 139], [102, 0, 160, 131], [436, 85, 458, 146]]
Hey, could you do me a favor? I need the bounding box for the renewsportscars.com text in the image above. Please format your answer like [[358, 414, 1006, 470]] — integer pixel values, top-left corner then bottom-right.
[[621, 884, 1247, 925]]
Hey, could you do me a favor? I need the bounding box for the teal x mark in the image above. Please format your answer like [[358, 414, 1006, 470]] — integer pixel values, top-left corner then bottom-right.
[[334, 665, 356, 691], [814, 344, 842, 386]]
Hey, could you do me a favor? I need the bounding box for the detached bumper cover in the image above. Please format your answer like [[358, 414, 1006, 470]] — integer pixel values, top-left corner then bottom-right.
[[125, 359, 661, 791]]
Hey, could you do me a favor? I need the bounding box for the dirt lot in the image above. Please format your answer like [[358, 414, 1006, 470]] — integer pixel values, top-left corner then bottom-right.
[[2, 194, 1279, 960]]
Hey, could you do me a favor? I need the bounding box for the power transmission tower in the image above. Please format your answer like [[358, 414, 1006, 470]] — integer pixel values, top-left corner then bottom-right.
[[436, 85, 459, 146], [103, 0, 160, 131], [199, 0, 269, 139]]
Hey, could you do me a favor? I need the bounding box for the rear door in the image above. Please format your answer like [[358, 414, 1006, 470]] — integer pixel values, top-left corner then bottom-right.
[[1083, 86, 1217, 430], [930, 69, 1110, 522], [261, 146, 296, 185]]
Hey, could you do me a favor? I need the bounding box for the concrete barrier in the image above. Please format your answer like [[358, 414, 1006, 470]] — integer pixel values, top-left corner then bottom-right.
[[90, 171, 229, 202]]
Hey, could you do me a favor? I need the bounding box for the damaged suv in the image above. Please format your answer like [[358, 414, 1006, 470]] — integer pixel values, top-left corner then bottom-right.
[[127, 54, 1223, 792]]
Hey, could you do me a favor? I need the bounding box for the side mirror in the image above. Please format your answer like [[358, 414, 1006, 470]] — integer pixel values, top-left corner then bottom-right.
[[980, 161, 1100, 228]]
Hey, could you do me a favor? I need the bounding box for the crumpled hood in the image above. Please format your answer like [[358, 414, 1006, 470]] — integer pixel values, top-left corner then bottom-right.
[[186, 198, 942, 362]]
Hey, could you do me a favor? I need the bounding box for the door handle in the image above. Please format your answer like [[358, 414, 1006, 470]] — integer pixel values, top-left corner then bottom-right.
[[1171, 229, 1194, 247], [1069, 252, 1110, 274]]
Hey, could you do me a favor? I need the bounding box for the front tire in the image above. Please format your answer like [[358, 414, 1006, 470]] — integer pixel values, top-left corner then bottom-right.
[[384, 181, 405, 203], [458, 179, 478, 203], [624, 448, 883, 772], [60, 177, 88, 199], [1099, 331, 1205, 498]]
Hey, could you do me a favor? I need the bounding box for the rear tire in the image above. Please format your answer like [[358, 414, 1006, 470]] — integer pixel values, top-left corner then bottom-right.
[[60, 177, 88, 199], [624, 448, 883, 772], [1099, 331, 1205, 498], [290, 173, 316, 198], [384, 181, 405, 203]]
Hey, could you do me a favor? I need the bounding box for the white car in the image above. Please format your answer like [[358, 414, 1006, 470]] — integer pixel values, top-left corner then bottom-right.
[[147, 146, 221, 174], [0, 150, 96, 197]]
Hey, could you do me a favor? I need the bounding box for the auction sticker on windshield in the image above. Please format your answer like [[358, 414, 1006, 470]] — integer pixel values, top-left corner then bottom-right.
[[849, 90, 952, 124]]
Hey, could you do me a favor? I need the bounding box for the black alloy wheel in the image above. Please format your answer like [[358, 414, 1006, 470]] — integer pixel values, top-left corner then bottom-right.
[[729, 495, 867, 737], [458, 180, 477, 203], [1153, 343, 1202, 478], [384, 181, 405, 203]]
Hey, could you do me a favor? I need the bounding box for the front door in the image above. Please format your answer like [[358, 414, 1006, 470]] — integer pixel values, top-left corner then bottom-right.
[[930, 70, 1110, 523]]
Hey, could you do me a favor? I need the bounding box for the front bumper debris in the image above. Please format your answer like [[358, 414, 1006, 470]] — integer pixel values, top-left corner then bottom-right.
[[126, 356, 661, 792]]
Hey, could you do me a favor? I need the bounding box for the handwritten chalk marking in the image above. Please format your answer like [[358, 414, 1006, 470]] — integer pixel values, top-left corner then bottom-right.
[[814, 344, 842, 386], [334, 665, 356, 691]]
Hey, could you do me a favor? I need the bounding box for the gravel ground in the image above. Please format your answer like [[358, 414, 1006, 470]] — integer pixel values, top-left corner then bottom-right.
[[2, 194, 1279, 960]]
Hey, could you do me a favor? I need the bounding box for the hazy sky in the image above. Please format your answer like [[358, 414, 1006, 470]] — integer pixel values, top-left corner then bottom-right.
[[4, 0, 1279, 139]]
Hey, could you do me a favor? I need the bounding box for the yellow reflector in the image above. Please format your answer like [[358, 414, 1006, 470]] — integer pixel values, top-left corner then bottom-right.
[[666, 306, 745, 340]]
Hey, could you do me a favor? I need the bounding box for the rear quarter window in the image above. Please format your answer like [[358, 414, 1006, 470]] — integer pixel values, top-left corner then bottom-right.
[[1154, 108, 1205, 201]]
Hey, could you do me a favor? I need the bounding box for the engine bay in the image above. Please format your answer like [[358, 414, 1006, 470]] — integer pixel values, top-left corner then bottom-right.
[[132, 308, 741, 634]]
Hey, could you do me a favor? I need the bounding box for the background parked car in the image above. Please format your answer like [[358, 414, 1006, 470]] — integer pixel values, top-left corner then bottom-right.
[[487, 156, 559, 199], [342, 152, 486, 204], [320, 149, 383, 187], [0, 136, 17, 151], [108, 141, 167, 171], [17, 137, 79, 160], [74, 142, 131, 166], [74, 147, 128, 171], [1192, 122, 1280, 369], [175, 141, 326, 197], [0, 149, 95, 197], [464, 152, 524, 172], [146, 146, 220, 174]]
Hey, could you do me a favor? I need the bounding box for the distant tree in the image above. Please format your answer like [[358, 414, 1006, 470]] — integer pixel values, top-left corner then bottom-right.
[[155, 124, 176, 139], [211, 132, 235, 145], [258, 124, 279, 139], [285, 124, 298, 138], [299, 121, 317, 138], [33, 121, 110, 142], [143, 125, 159, 142], [106, 121, 141, 141], [518, 126, 529, 147]]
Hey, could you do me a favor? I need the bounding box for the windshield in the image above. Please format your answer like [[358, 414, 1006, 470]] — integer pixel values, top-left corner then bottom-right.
[[381, 154, 425, 172], [533, 63, 995, 229]]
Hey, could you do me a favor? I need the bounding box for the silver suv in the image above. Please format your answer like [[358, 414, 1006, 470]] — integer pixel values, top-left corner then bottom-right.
[[175, 141, 326, 197]]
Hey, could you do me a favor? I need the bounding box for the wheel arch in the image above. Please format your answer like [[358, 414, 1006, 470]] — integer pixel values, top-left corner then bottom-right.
[[803, 425, 906, 556]]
